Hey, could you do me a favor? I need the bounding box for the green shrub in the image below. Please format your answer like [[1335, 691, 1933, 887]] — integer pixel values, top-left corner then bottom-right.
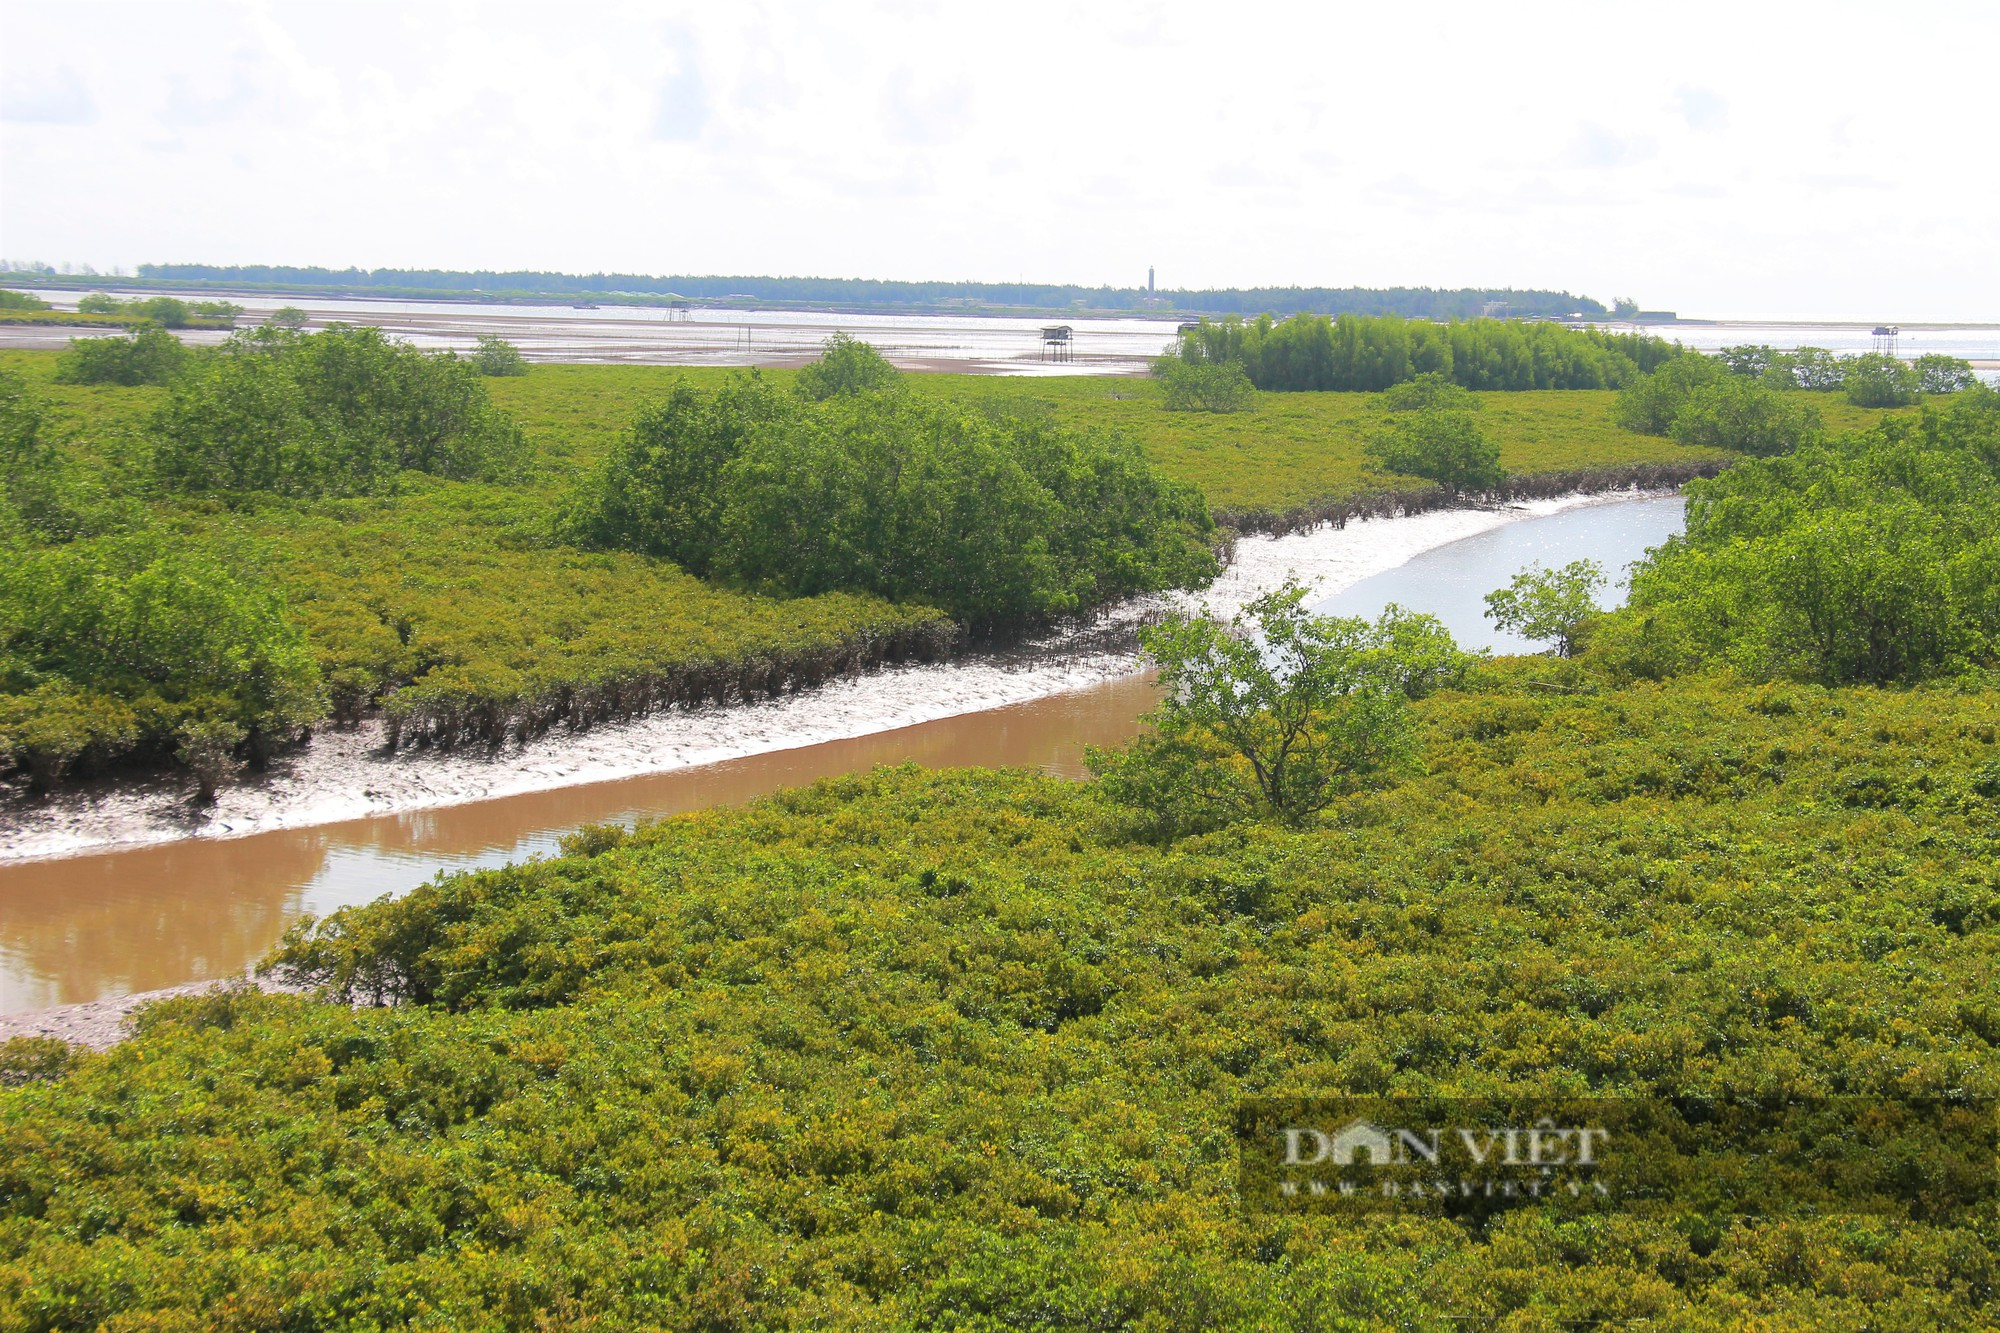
[[1168, 313, 1682, 392], [1155, 358, 1254, 413], [1781, 346, 1846, 391], [711, 391, 1217, 622], [1376, 370, 1481, 414], [1843, 353, 1921, 408], [151, 325, 529, 496], [1364, 407, 1503, 493], [1092, 584, 1447, 832], [470, 333, 529, 376], [1483, 559, 1605, 656], [1600, 395, 2000, 684], [0, 531, 324, 783], [0, 290, 47, 312], [1609, 355, 1725, 435], [3, 674, 1983, 1325], [793, 331, 900, 400], [0, 371, 45, 477], [51, 325, 188, 387], [570, 357, 1218, 625], [0, 680, 141, 788], [1667, 377, 1822, 456], [188, 299, 242, 324], [0, 369, 138, 543], [561, 372, 800, 576], [1914, 352, 1976, 395], [1718, 344, 1783, 378]]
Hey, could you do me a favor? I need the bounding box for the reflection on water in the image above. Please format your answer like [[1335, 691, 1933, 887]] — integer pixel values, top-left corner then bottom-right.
[[1314, 496, 1686, 652], [0, 676, 1157, 1010], [0, 832, 332, 1011]]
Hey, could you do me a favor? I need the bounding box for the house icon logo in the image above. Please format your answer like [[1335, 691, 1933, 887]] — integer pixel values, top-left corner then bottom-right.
[[1259, 1100, 1630, 1213], [1329, 1118, 1396, 1166]]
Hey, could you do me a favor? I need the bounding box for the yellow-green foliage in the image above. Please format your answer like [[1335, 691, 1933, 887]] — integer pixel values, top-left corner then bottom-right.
[[0, 355, 948, 761], [257, 485, 951, 742], [498, 369, 1736, 515], [472, 364, 1881, 519], [929, 376, 1914, 519], [0, 311, 142, 329], [4, 668, 1996, 1326], [0, 352, 1914, 513], [0, 350, 1924, 780]]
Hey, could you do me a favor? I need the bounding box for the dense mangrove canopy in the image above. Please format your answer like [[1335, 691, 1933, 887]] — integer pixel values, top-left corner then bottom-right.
[[1164, 313, 1685, 393], [1601, 385, 2000, 683], [4, 658, 1996, 1325], [152, 326, 530, 497], [566, 363, 1219, 624], [0, 329, 1950, 799], [2, 331, 1998, 1327]]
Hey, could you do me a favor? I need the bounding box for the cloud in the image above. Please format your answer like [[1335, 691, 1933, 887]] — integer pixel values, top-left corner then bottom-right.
[[1209, 162, 1279, 189], [1675, 85, 1728, 132], [3, 2, 1995, 318], [1800, 172, 1894, 193], [1377, 174, 1444, 204], [882, 70, 970, 146], [0, 67, 96, 125], [162, 50, 264, 128], [1567, 123, 1657, 169], [651, 30, 709, 141]]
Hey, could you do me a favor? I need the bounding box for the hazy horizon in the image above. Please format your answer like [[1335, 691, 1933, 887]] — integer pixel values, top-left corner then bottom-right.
[[11, 267, 1994, 328], [3, 1, 1997, 322]]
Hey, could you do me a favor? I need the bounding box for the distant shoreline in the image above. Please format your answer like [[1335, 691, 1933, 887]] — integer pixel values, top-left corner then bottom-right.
[[5, 291, 1992, 377]]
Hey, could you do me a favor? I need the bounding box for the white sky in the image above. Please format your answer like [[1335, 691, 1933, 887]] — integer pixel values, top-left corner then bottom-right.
[[1, 0, 1995, 320]]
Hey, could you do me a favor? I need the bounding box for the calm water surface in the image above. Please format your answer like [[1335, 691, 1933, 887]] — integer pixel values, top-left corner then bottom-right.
[[1314, 496, 1686, 652], [8, 290, 1993, 376], [0, 497, 1685, 1010]]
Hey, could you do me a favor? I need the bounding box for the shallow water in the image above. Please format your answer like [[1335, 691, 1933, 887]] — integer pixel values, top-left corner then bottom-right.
[[8, 291, 1994, 376], [1314, 496, 1686, 651], [0, 676, 1158, 1010], [1615, 321, 1999, 365], [0, 290, 1185, 375], [0, 494, 1679, 1011]]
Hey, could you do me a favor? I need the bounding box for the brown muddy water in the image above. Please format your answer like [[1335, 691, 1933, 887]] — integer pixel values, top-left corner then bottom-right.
[[0, 674, 1157, 1011], [0, 492, 1691, 1015]]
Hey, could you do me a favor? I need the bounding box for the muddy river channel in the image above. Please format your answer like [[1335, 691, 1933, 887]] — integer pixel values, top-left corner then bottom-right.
[[0, 496, 1684, 1013]]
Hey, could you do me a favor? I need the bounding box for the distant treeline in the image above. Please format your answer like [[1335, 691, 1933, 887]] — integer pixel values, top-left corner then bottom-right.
[[124, 264, 1607, 318]]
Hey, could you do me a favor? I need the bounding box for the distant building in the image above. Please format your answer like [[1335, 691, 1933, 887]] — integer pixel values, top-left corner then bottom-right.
[[1040, 324, 1073, 362], [1148, 266, 1155, 294]]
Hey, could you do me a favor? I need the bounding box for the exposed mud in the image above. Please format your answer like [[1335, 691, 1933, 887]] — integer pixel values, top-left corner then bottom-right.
[[0, 976, 310, 1052], [0, 493, 1646, 866]]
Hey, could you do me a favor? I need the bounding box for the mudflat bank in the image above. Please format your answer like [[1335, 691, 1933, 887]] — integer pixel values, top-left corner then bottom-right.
[[0, 490, 1686, 1033], [0, 976, 306, 1052], [0, 493, 1657, 866]]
